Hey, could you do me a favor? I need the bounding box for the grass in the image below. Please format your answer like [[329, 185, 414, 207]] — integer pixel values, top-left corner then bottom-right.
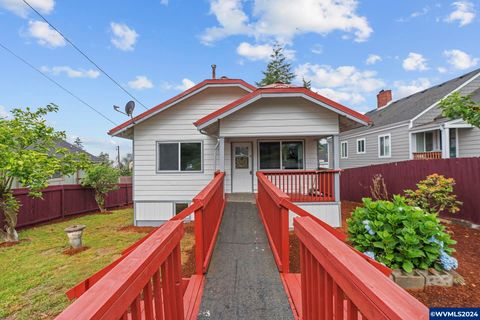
[[0, 208, 195, 320]]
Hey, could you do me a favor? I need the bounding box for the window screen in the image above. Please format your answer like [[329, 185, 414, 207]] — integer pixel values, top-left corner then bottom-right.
[[259, 142, 281, 169], [158, 143, 179, 171]]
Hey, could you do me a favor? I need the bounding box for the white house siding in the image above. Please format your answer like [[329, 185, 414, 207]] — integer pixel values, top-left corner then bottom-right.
[[219, 97, 339, 137], [339, 123, 410, 169], [458, 127, 480, 157], [289, 203, 341, 229], [133, 86, 248, 225], [224, 136, 322, 193]]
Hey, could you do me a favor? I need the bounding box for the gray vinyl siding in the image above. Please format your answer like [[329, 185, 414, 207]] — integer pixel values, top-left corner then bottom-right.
[[219, 97, 339, 137], [339, 124, 410, 169], [458, 127, 480, 157], [133, 86, 248, 203]]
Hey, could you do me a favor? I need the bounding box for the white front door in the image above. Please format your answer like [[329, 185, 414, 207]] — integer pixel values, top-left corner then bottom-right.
[[232, 142, 253, 193]]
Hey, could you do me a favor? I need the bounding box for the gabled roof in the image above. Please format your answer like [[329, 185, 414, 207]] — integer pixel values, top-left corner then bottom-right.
[[56, 139, 101, 162], [108, 79, 256, 136], [194, 86, 371, 129], [344, 68, 480, 135]]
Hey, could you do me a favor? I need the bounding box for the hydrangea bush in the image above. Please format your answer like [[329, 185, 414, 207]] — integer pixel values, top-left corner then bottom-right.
[[347, 196, 457, 273]]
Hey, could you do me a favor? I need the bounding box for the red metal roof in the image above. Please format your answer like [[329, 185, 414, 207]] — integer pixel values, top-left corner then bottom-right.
[[108, 79, 256, 136], [193, 87, 371, 127]]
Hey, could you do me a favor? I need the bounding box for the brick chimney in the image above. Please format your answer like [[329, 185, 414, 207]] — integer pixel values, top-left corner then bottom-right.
[[377, 89, 392, 109]]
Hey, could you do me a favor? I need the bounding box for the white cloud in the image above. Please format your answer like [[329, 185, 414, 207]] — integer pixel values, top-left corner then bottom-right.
[[110, 22, 138, 51], [128, 76, 154, 90], [236, 42, 295, 61], [397, 6, 430, 22], [311, 44, 323, 55], [201, 0, 372, 44], [295, 63, 385, 105], [444, 49, 478, 70], [0, 0, 54, 18], [160, 0, 168, 5], [437, 67, 448, 73], [27, 20, 65, 48], [365, 54, 381, 65], [0, 105, 10, 119], [444, 1, 475, 26], [402, 52, 428, 71], [161, 78, 196, 91], [40, 66, 100, 78], [394, 78, 431, 99]]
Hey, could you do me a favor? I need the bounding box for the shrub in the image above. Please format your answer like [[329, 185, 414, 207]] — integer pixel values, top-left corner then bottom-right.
[[81, 164, 120, 212], [347, 196, 456, 272], [370, 174, 389, 201], [405, 174, 462, 216]]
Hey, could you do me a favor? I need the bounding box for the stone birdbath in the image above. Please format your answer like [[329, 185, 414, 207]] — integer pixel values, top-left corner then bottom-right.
[[64, 225, 86, 249]]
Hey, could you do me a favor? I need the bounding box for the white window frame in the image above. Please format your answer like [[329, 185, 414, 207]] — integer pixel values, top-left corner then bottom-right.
[[257, 139, 305, 170], [378, 134, 391, 158], [356, 138, 366, 154], [340, 141, 348, 159], [156, 141, 203, 173]]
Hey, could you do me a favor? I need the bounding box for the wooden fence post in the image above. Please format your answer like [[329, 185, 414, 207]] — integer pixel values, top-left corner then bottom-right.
[[194, 206, 204, 275], [281, 205, 290, 273], [61, 185, 65, 218]]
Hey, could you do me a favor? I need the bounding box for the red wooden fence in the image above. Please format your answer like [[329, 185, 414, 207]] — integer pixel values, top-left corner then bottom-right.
[[263, 170, 338, 202], [57, 220, 186, 320], [256, 172, 391, 276], [0, 184, 132, 229], [340, 157, 480, 224], [295, 217, 428, 320]]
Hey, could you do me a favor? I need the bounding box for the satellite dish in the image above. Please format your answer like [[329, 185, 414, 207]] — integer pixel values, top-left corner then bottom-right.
[[125, 101, 135, 117]]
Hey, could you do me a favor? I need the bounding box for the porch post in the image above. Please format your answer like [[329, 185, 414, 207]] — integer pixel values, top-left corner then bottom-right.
[[219, 137, 225, 172], [441, 126, 450, 159], [332, 135, 341, 202]]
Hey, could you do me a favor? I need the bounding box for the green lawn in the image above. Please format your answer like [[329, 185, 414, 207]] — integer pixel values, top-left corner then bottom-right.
[[0, 208, 151, 319]]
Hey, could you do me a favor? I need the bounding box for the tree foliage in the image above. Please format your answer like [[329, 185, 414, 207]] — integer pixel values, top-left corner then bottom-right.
[[120, 153, 133, 176], [0, 105, 89, 241], [302, 77, 312, 90], [439, 92, 480, 128], [405, 174, 462, 216], [257, 44, 295, 86], [348, 196, 457, 272], [73, 137, 84, 150], [81, 164, 120, 212]]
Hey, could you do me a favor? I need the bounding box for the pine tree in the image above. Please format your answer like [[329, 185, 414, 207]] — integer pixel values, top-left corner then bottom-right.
[[302, 77, 312, 90], [257, 44, 295, 86], [73, 137, 84, 150]]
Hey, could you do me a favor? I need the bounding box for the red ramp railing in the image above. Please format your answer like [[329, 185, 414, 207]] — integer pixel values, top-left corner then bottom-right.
[[295, 217, 428, 320]]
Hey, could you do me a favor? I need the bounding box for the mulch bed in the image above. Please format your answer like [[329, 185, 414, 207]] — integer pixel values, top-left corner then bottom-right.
[[63, 246, 90, 256], [289, 201, 480, 307], [182, 223, 196, 278], [0, 238, 31, 248]]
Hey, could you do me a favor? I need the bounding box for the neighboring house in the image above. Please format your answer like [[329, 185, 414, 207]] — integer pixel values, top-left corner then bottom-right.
[[109, 77, 370, 227], [339, 68, 480, 169], [12, 139, 100, 188]]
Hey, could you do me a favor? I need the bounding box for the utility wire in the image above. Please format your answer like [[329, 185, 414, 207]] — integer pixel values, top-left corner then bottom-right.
[[0, 41, 117, 126], [22, 0, 149, 110]]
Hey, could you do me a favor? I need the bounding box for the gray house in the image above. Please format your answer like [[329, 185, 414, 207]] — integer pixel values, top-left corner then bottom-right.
[[339, 68, 480, 169]]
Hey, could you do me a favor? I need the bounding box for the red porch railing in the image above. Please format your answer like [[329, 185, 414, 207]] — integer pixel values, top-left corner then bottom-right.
[[57, 220, 186, 320], [295, 217, 428, 320], [256, 171, 391, 275], [59, 172, 225, 319], [263, 170, 339, 202], [413, 151, 442, 160]]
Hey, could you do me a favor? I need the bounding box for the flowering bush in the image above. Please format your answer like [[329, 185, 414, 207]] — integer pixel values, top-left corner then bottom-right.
[[405, 174, 462, 216], [347, 196, 457, 272]]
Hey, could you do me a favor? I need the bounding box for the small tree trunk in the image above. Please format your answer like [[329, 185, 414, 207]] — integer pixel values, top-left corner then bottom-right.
[[95, 192, 106, 213], [0, 193, 20, 242]]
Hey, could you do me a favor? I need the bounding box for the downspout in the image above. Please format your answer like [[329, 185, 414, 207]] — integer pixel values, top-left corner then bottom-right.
[[199, 120, 220, 171]]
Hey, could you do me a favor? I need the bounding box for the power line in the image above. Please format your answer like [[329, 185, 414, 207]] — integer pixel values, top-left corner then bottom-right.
[[0, 41, 117, 126], [22, 0, 149, 110]]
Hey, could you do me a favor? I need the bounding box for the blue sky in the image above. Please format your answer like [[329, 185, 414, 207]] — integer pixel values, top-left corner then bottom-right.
[[0, 0, 479, 159]]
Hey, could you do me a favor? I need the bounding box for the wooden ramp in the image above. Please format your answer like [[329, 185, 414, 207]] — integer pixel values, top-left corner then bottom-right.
[[198, 201, 293, 320]]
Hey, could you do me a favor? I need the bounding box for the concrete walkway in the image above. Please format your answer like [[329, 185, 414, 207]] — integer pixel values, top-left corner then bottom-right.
[[198, 201, 293, 320]]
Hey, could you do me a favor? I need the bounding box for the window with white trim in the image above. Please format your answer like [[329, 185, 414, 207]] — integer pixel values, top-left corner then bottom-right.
[[340, 141, 348, 159], [378, 134, 391, 158], [258, 140, 304, 170], [157, 142, 202, 172], [356, 138, 366, 154]]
